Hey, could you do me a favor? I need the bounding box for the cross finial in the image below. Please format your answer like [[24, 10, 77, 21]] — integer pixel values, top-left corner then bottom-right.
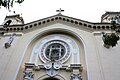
[[56, 8, 64, 15]]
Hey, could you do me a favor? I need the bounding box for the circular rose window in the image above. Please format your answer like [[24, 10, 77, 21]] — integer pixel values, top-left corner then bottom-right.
[[45, 43, 66, 61], [40, 40, 70, 63]]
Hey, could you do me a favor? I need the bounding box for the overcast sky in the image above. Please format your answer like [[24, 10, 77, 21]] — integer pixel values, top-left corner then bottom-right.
[[0, 0, 120, 24]]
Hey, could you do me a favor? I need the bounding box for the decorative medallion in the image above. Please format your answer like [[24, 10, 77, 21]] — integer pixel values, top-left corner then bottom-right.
[[40, 40, 70, 63]]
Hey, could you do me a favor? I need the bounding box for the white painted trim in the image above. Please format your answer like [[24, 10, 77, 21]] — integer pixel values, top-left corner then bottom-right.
[[35, 51, 39, 65], [29, 48, 35, 63], [83, 42, 90, 80], [13, 39, 33, 80], [37, 34, 72, 63], [33, 28, 90, 79], [77, 48, 80, 64], [14, 28, 90, 80]]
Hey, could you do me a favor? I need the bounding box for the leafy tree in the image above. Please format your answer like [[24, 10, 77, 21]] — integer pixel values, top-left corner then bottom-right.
[[111, 21, 120, 33], [0, 0, 24, 10], [103, 33, 119, 47], [102, 20, 120, 48]]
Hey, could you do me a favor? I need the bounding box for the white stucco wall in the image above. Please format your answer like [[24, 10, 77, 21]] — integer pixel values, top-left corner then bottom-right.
[[0, 22, 120, 80]]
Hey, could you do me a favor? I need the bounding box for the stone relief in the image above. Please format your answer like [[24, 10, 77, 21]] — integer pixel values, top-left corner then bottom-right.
[[5, 33, 15, 48], [23, 71, 34, 80], [71, 73, 82, 80]]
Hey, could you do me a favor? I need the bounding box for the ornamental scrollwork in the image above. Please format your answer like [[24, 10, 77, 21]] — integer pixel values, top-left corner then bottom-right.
[[71, 73, 82, 80]]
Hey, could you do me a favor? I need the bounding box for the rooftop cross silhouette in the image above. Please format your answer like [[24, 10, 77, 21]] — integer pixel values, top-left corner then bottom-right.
[[56, 8, 64, 15]]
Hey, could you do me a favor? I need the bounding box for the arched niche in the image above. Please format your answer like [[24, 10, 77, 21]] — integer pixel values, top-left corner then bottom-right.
[[16, 28, 88, 80]]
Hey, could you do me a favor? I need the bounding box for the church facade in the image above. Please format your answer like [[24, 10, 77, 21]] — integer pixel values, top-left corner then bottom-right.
[[0, 11, 120, 80]]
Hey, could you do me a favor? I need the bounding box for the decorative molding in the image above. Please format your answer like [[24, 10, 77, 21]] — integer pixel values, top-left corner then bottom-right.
[[40, 40, 70, 63], [23, 71, 34, 80], [45, 62, 60, 77], [24, 63, 82, 71], [70, 64, 83, 80], [0, 14, 112, 34], [4, 33, 16, 48], [71, 73, 82, 80], [3, 33, 22, 37], [24, 63, 83, 79], [70, 64, 83, 72]]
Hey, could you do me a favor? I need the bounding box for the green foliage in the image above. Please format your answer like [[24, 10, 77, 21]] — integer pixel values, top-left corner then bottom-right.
[[0, 0, 7, 7], [102, 20, 120, 48], [111, 21, 117, 30], [16, 0, 24, 4], [0, 0, 24, 10], [103, 33, 119, 47], [111, 21, 120, 32]]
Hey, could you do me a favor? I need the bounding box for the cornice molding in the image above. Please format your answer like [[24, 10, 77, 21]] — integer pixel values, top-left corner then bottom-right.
[[0, 14, 111, 34]]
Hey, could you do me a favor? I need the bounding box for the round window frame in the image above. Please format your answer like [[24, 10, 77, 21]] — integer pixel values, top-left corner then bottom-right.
[[45, 43, 66, 60], [39, 40, 70, 63]]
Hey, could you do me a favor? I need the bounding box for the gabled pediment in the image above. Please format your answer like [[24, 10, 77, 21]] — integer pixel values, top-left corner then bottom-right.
[[0, 14, 111, 34]]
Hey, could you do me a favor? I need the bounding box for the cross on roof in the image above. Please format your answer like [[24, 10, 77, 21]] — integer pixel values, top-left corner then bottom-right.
[[56, 8, 64, 15]]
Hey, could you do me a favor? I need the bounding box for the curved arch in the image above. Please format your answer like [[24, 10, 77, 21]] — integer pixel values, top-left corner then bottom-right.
[[37, 74, 48, 80], [29, 28, 85, 46], [29, 28, 85, 63], [16, 28, 89, 80], [55, 75, 66, 80], [43, 77, 59, 80], [27, 28, 89, 79], [37, 74, 65, 80]]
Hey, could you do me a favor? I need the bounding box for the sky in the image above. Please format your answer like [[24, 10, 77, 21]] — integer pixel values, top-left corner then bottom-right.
[[0, 0, 120, 24]]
